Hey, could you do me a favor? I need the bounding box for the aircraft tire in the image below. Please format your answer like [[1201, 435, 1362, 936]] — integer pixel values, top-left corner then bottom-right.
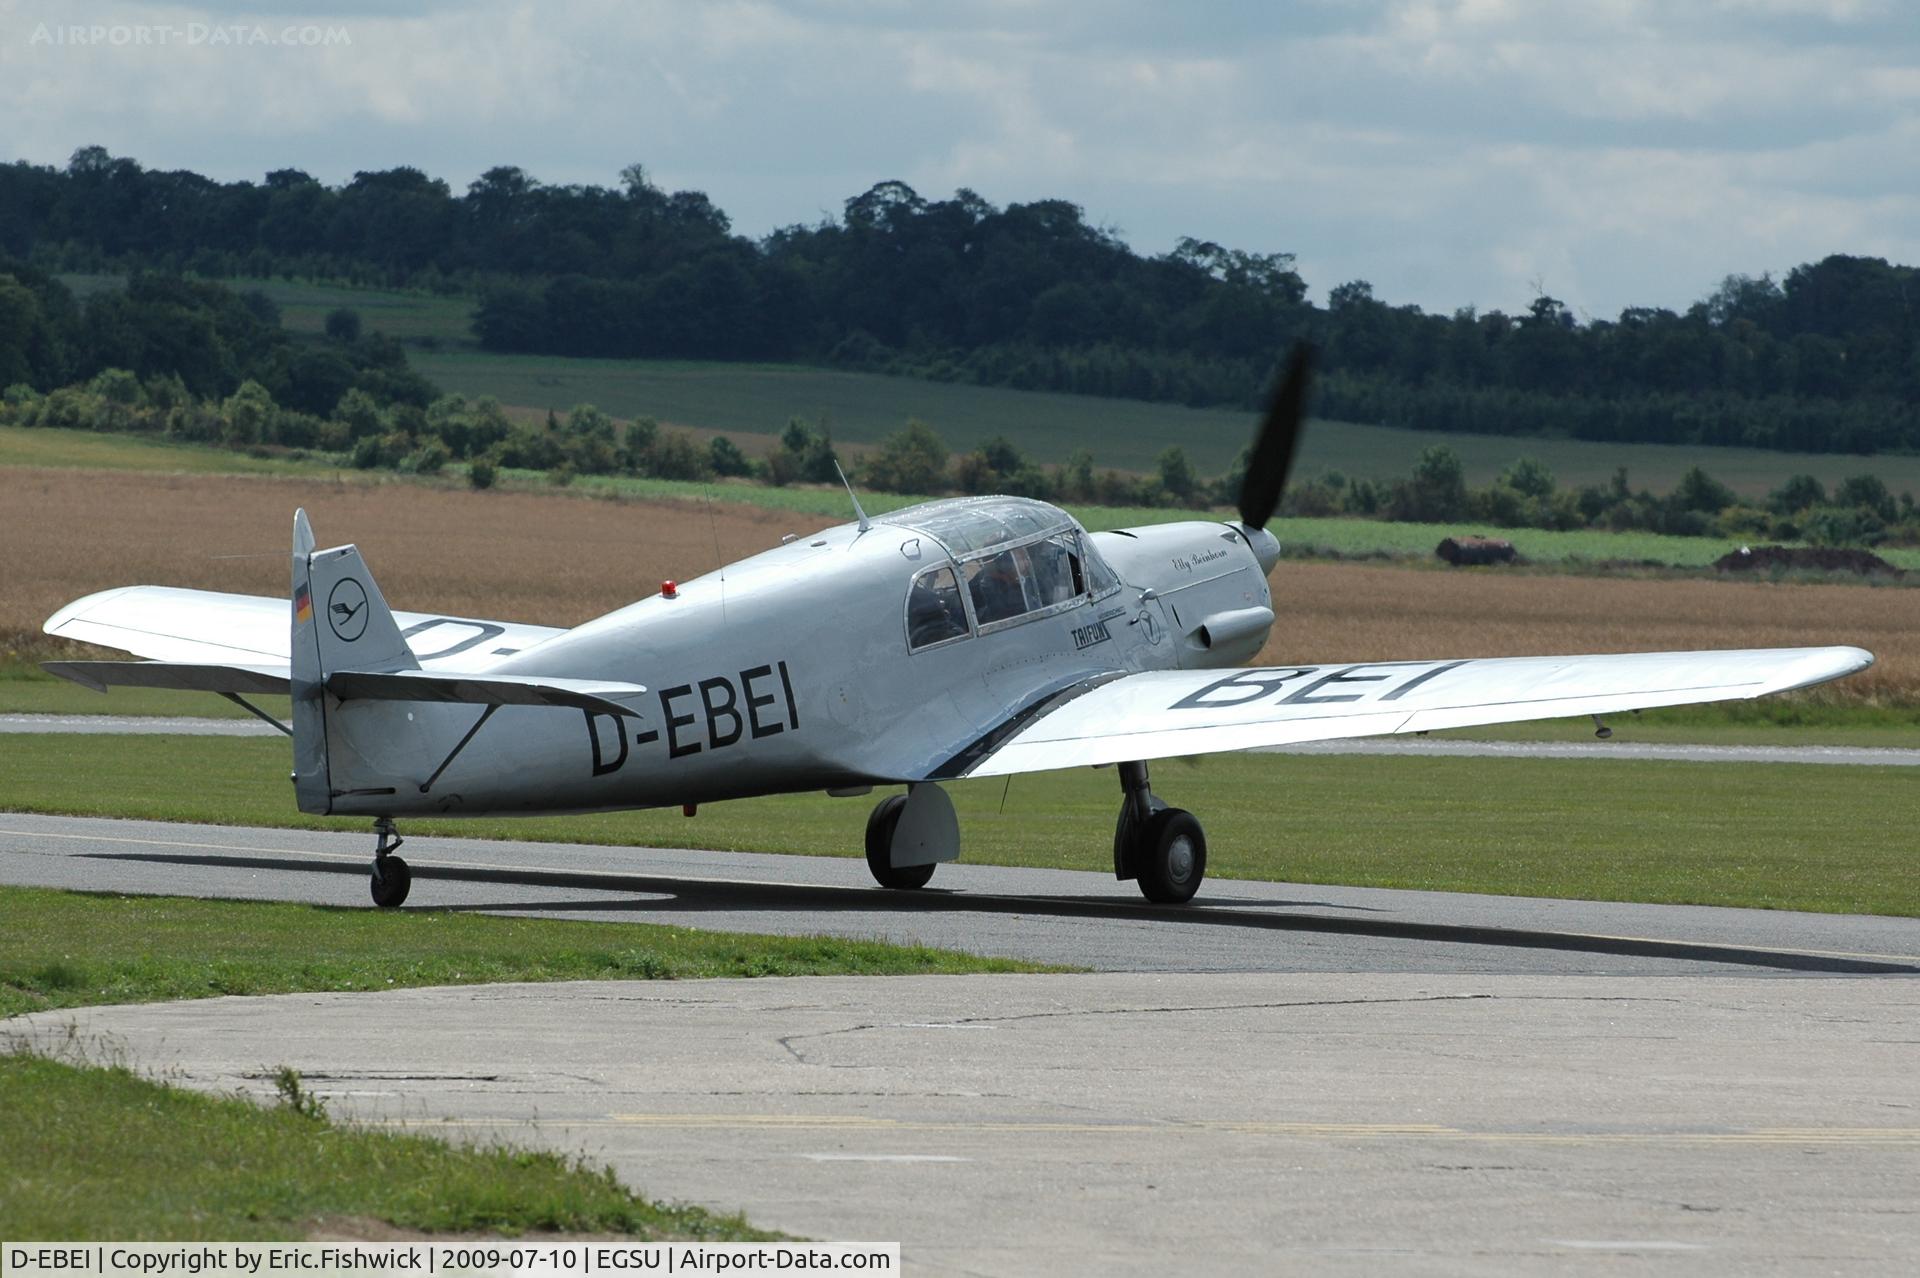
[[1135, 809, 1206, 905], [370, 855, 412, 908], [865, 794, 936, 890]]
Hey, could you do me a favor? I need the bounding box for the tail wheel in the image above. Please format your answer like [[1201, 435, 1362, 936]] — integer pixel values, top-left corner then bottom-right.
[[865, 794, 936, 890], [1136, 809, 1206, 905]]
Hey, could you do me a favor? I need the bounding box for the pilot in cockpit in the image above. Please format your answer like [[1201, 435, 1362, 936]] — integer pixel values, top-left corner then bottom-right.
[[967, 551, 1027, 625]]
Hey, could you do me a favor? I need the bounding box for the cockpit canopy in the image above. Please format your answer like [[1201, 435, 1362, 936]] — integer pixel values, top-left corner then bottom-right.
[[876, 495, 1077, 557], [883, 497, 1122, 650]]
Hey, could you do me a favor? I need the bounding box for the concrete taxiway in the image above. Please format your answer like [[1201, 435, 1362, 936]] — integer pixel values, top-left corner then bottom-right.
[[6, 812, 1917, 1270], [3, 813, 1918, 976], [10, 972, 1918, 1275]]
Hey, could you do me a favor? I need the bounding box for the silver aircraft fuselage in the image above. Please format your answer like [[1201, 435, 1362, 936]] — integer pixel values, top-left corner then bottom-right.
[[321, 497, 1280, 817]]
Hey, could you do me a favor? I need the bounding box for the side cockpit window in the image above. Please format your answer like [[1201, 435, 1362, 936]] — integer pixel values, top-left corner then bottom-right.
[[964, 532, 1095, 631], [1029, 533, 1083, 605], [907, 564, 969, 650], [967, 550, 1030, 626]]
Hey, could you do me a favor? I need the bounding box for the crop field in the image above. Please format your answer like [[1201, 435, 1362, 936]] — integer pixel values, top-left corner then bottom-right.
[[4, 466, 1917, 706], [59, 276, 1920, 491], [61, 273, 475, 347], [411, 349, 1920, 494]]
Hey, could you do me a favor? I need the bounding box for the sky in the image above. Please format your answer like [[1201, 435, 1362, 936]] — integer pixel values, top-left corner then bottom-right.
[[3, 0, 1917, 319]]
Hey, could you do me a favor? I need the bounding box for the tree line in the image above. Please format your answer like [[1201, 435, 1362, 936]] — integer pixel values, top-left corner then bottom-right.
[[851, 418, 1919, 548], [3, 148, 1916, 455], [0, 261, 435, 441]]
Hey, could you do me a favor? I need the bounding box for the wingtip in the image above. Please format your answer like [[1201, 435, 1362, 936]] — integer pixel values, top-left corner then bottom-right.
[[293, 508, 314, 556], [43, 585, 137, 637], [1772, 644, 1877, 695]]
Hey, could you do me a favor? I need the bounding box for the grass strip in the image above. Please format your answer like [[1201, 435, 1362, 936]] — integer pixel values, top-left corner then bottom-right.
[[2, 736, 1913, 916], [0, 885, 1054, 1021], [0, 1052, 773, 1240]]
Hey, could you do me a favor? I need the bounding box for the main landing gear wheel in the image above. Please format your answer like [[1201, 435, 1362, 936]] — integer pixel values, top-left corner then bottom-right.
[[1134, 808, 1207, 905], [865, 794, 936, 890], [1114, 760, 1207, 904], [369, 818, 411, 909]]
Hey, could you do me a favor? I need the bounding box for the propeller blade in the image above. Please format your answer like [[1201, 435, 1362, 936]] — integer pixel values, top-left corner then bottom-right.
[[1237, 342, 1314, 531]]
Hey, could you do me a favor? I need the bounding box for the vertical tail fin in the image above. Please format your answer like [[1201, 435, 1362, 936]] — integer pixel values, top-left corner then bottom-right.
[[290, 509, 419, 814]]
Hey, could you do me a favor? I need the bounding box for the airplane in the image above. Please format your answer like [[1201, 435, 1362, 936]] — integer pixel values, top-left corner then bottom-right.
[[41, 348, 1873, 909]]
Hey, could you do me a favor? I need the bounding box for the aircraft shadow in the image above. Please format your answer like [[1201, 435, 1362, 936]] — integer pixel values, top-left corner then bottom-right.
[[79, 849, 1919, 976]]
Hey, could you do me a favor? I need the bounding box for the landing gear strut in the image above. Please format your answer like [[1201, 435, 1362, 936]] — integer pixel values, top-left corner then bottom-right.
[[369, 818, 411, 909], [1113, 761, 1206, 904]]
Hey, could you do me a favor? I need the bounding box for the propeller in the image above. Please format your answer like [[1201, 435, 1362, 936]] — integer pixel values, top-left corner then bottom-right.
[[1236, 342, 1315, 532]]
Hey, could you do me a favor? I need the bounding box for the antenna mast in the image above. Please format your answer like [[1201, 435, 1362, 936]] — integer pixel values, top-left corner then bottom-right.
[[833, 458, 871, 533]]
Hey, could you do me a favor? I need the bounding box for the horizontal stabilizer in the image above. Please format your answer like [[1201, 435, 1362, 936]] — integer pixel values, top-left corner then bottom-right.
[[43, 660, 291, 695], [44, 585, 565, 668], [325, 669, 648, 718]]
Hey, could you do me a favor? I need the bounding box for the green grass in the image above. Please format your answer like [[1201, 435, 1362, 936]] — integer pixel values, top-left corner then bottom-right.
[[0, 678, 272, 718], [0, 1051, 774, 1240], [0, 884, 1047, 1021], [1447, 697, 1920, 747], [63, 274, 477, 347], [1265, 513, 1920, 571], [2, 735, 1912, 915], [0, 424, 342, 475], [251, 281, 473, 346]]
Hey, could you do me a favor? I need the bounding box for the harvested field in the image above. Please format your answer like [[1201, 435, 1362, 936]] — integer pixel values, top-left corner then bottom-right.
[[5, 467, 1914, 703], [1259, 562, 1916, 703], [0, 468, 821, 645]]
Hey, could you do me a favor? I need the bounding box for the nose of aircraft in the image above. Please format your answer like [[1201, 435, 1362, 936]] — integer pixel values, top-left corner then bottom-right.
[[1238, 524, 1282, 575]]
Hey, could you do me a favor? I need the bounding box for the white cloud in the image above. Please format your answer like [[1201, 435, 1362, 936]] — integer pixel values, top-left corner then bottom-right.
[[0, 0, 1914, 315]]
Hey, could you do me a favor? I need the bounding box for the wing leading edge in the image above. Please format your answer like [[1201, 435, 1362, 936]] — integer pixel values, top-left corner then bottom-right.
[[946, 646, 1874, 779]]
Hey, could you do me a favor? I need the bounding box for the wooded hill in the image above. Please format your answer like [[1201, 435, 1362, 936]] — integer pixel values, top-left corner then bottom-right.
[[2, 147, 1915, 454]]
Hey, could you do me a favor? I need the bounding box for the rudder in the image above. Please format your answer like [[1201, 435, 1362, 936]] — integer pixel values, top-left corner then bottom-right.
[[290, 509, 418, 814]]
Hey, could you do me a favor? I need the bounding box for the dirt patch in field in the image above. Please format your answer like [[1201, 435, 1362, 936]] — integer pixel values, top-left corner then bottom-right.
[[1713, 544, 1904, 577], [4, 467, 1911, 702]]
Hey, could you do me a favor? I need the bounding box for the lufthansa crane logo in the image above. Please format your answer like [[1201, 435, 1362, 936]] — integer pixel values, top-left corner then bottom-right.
[[327, 578, 370, 642]]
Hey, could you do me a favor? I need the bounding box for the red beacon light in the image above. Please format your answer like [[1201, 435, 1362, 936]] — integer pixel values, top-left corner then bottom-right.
[[661, 580, 678, 599]]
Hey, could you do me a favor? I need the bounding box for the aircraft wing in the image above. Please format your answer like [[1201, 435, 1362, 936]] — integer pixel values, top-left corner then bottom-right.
[[940, 646, 1874, 779], [43, 586, 565, 669]]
